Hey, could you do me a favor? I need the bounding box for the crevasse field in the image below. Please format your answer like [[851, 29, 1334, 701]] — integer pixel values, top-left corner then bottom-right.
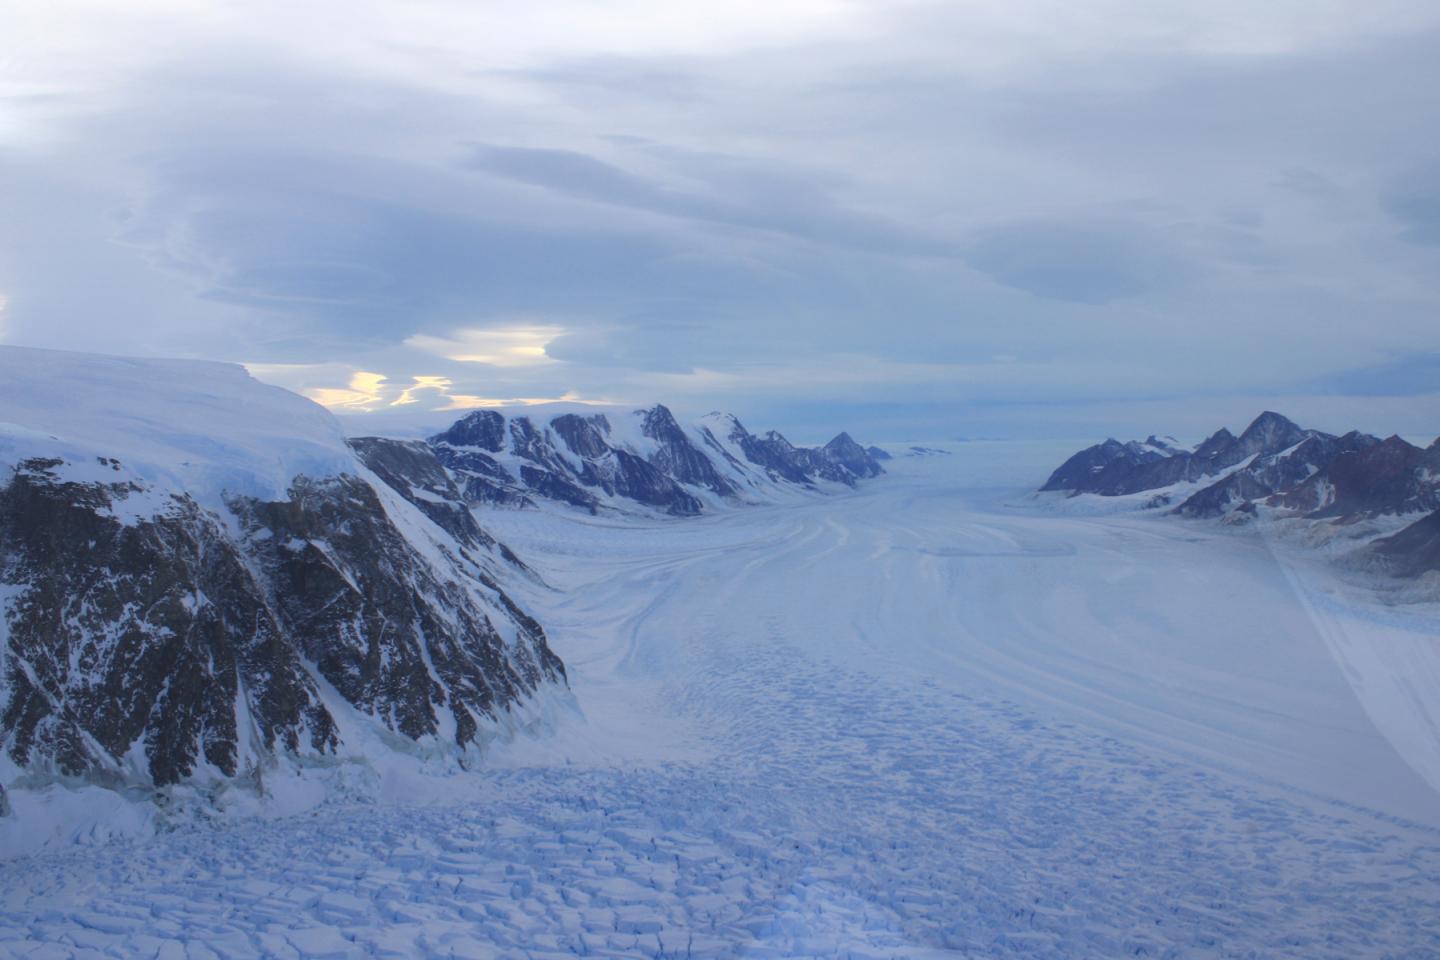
[[3, 445, 1439, 959]]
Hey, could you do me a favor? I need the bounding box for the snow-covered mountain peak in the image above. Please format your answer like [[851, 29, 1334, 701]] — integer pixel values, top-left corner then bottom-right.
[[429, 405, 884, 515]]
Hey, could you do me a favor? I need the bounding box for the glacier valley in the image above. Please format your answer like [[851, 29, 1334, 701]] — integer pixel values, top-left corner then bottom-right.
[[3, 440, 1438, 958]]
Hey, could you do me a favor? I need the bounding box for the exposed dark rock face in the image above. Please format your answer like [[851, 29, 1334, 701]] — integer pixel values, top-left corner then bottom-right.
[[427, 412, 534, 508], [735, 428, 815, 486], [1233, 411, 1310, 460], [0, 453, 564, 792], [0, 458, 333, 787], [432, 410, 507, 452], [1043, 412, 1440, 579], [518, 465, 600, 513], [231, 475, 561, 750], [431, 446, 532, 509], [348, 437, 496, 552], [640, 405, 737, 496], [1174, 470, 1276, 520], [1049, 413, 1323, 499], [1176, 431, 1380, 519], [580, 449, 703, 516], [508, 418, 604, 512], [1042, 439, 1154, 492], [866, 445, 893, 461], [1371, 509, 1440, 577], [1270, 436, 1440, 519], [823, 433, 884, 479], [551, 414, 611, 460], [430, 407, 883, 515]]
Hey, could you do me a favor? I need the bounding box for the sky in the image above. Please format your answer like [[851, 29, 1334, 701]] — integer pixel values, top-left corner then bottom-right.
[[2, 0, 1439, 442]]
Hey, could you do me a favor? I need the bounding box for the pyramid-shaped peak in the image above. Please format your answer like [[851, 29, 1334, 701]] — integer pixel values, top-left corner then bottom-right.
[[764, 430, 795, 449], [1241, 411, 1301, 437]]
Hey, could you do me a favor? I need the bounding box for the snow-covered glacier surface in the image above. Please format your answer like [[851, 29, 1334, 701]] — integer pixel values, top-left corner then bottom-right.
[[4, 444, 1440, 958]]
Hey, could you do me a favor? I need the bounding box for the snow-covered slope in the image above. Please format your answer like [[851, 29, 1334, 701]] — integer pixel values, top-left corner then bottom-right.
[[0, 346, 353, 509], [0, 348, 567, 853], [9, 444, 1436, 956]]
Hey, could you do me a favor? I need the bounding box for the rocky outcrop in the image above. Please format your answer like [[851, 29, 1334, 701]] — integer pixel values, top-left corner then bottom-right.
[[1175, 431, 1380, 519], [1269, 435, 1440, 519], [0, 457, 333, 787], [348, 437, 497, 552], [822, 433, 884, 480], [1059, 414, 1315, 498], [1042, 411, 1440, 579], [641, 406, 737, 496], [431, 409, 507, 452], [0, 450, 563, 793], [230, 474, 561, 753], [1371, 509, 1440, 578], [1046, 413, 1348, 501], [1041, 438, 1172, 493]]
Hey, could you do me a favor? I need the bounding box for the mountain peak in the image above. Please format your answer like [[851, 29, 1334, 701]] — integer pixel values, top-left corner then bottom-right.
[[1240, 411, 1300, 438]]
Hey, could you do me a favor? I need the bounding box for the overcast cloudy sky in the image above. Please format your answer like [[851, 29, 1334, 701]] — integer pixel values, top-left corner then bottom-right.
[[3, 0, 1439, 440]]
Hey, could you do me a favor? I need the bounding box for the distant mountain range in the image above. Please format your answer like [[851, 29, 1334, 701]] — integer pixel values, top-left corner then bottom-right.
[[1042, 411, 1440, 578], [425, 406, 884, 517]]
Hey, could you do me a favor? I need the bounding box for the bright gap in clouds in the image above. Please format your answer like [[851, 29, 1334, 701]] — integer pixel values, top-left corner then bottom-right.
[[404, 325, 567, 367], [280, 366, 605, 414]]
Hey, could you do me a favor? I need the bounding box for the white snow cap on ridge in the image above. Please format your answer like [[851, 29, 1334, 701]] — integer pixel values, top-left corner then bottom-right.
[[0, 346, 353, 507]]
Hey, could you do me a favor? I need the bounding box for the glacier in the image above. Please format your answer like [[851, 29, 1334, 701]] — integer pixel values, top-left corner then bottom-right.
[[2, 436, 1438, 957]]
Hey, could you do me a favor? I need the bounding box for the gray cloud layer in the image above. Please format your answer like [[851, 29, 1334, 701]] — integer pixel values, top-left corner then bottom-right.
[[2, 3, 1439, 438]]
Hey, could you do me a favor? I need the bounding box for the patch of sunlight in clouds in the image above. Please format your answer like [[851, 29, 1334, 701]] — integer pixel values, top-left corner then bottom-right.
[[280, 365, 613, 414], [392, 375, 453, 406], [405, 324, 567, 368], [436, 390, 607, 411], [305, 370, 390, 410]]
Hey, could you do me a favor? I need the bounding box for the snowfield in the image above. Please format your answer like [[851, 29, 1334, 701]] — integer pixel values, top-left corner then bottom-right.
[[4, 444, 1440, 958]]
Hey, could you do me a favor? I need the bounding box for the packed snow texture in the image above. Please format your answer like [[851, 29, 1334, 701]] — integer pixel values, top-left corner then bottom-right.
[[3, 443, 1438, 957], [0, 346, 354, 510]]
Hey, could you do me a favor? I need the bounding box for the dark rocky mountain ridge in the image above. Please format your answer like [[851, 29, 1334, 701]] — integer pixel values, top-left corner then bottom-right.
[[1042, 412, 1440, 578], [430, 404, 884, 516]]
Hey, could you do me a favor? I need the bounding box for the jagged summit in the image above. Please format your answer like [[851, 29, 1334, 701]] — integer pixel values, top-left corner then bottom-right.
[[429, 405, 884, 516], [1040, 411, 1440, 577]]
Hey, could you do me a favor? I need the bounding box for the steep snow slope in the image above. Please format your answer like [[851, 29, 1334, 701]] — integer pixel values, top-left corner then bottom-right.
[[5, 442, 1437, 957]]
